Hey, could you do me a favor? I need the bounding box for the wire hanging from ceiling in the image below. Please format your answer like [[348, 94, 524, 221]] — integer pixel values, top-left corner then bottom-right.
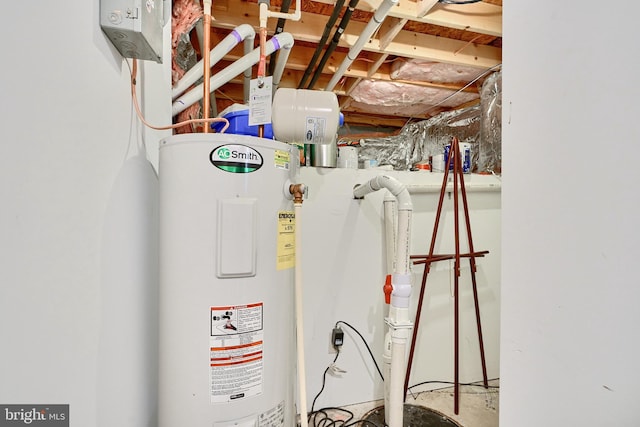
[[438, 0, 483, 4]]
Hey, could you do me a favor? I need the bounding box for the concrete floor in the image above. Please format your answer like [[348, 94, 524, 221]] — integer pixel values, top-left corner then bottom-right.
[[306, 380, 499, 427]]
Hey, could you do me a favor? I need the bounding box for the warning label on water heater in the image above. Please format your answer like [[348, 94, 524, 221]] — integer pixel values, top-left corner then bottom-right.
[[210, 303, 264, 403]]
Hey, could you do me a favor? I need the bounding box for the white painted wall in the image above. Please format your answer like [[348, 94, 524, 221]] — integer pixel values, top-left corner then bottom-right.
[[0, 1, 170, 426], [500, 2, 640, 426]]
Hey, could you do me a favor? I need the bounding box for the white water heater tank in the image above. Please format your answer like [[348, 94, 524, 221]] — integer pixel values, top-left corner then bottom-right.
[[158, 133, 299, 427]]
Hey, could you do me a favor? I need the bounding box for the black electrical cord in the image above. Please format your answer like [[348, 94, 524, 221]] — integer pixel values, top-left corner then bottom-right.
[[310, 349, 341, 413], [407, 379, 500, 399], [335, 321, 384, 382], [308, 406, 384, 427], [438, 0, 483, 4]]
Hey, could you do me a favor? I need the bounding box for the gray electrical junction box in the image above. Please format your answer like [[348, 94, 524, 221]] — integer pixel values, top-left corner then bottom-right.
[[100, 0, 164, 63]]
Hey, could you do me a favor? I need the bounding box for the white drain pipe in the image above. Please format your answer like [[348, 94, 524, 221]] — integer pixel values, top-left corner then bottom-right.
[[324, 0, 398, 91], [172, 32, 294, 116], [354, 175, 413, 427]]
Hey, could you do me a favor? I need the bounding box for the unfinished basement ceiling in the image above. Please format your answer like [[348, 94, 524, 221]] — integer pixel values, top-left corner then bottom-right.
[[173, 0, 502, 129]]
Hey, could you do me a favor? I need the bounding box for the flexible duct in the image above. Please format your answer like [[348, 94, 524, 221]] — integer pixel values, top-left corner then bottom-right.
[[172, 24, 256, 100], [324, 0, 398, 91], [172, 32, 294, 116], [353, 175, 413, 427]]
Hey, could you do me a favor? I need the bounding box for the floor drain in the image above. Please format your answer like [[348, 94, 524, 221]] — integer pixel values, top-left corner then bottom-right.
[[362, 404, 462, 427]]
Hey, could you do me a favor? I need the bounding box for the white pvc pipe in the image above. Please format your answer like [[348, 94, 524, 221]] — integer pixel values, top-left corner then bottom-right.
[[353, 175, 413, 427], [172, 32, 294, 116], [324, 0, 398, 91], [294, 199, 309, 427], [271, 42, 293, 96], [243, 32, 256, 104], [259, 0, 301, 28], [383, 193, 397, 276], [172, 24, 257, 100], [388, 332, 411, 426]]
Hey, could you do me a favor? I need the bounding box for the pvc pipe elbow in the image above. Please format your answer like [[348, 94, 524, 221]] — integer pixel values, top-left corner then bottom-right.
[[259, 3, 269, 28]]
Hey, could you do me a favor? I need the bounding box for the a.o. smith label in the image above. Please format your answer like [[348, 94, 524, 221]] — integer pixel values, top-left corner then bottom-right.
[[1, 405, 68, 426], [210, 144, 263, 173]]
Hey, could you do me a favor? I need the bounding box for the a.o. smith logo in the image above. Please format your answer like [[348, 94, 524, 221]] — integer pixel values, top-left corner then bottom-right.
[[210, 144, 263, 173], [1, 405, 68, 426]]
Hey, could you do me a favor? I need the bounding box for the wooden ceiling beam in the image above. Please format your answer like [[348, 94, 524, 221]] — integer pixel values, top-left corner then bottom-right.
[[309, 0, 502, 36], [209, 0, 501, 69]]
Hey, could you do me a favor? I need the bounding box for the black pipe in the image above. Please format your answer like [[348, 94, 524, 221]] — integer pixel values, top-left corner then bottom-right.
[[297, 0, 346, 89], [307, 0, 358, 90], [268, 0, 293, 76]]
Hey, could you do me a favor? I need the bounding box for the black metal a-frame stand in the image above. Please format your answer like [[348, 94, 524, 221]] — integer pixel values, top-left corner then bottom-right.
[[404, 136, 489, 415]]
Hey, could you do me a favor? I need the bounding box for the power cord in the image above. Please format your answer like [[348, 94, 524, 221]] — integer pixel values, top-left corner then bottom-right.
[[307, 321, 385, 427], [407, 379, 500, 399], [335, 321, 384, 381], [310, 349, 340, 413]]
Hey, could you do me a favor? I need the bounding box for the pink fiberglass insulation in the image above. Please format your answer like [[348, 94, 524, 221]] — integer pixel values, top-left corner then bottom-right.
[[172, 0, 204, 133], [390, 59, 483, 83], [171, 0, 202, 85], [349, 79, 478, 115]]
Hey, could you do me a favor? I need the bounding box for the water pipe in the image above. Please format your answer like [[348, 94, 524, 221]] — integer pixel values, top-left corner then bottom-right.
[[289, 183, 310, 427], [267, 0, 292, 76], [298, 0, 346, 89], [382, 192, 396, 423], [307, 0, 359, 90], [271, 40, 293, 96], [257, 0, 300, 84], [172, 32, 294, 116], [243, 30, 256, 104], [353, 175, 413, 427], [172, 24, 256, 100], [202, 0, 212, 133], [324, 0, 398, 91], [383, 193, 397, 276], [259, 0, 301, 29]]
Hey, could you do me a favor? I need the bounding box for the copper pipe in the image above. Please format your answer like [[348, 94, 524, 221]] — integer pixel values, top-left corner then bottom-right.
[[257, 26, 268, 139], [202, 7, 212, 133]]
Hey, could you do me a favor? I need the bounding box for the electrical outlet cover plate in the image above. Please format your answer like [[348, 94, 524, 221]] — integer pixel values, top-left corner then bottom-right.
[[100, 0, 164, 63]]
